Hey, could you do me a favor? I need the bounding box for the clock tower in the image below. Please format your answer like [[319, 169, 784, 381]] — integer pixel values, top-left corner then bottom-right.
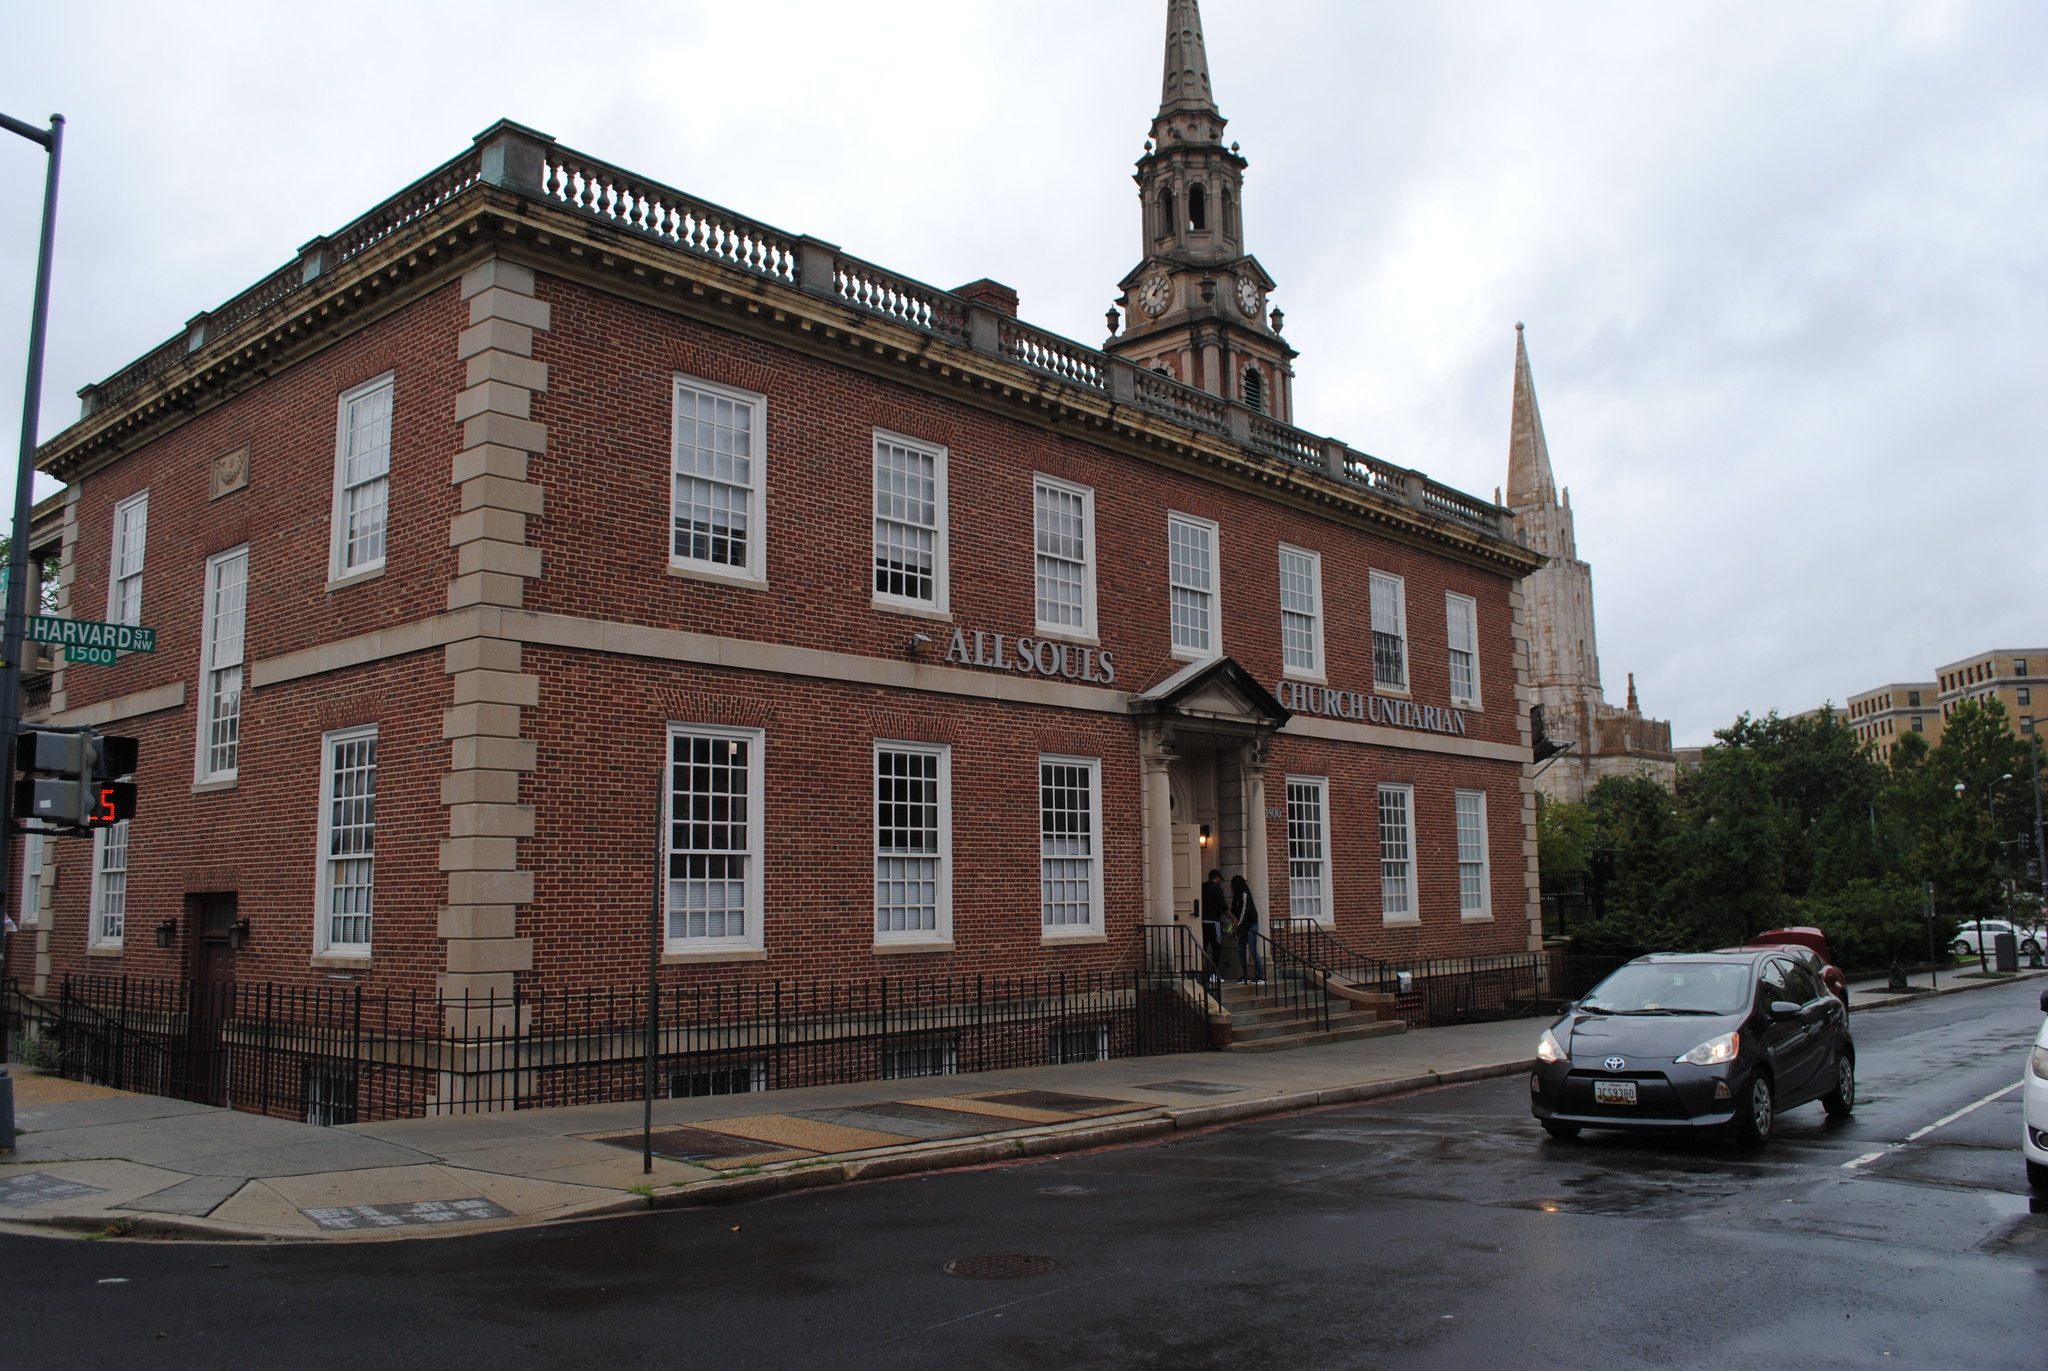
[[1109, 0, 1296, 420]]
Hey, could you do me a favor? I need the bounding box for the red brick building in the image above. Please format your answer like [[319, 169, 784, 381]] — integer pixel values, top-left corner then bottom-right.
[[10, 8, 1542, 1017]]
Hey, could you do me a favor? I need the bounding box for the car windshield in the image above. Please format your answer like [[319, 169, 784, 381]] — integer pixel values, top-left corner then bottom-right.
[[1580, 962, 1752, 1016]]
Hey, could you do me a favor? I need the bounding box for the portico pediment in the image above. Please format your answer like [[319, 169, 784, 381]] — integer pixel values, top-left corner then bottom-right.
[[1130, 656, 1291, 730]]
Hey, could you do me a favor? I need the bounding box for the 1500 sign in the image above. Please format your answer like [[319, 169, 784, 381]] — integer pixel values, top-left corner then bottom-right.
[[29, 614, 159, 666]]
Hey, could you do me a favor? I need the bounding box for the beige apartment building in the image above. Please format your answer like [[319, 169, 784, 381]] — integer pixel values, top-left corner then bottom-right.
[[1936, 649, 2046, 742], [1846, 682, 1942, 763]]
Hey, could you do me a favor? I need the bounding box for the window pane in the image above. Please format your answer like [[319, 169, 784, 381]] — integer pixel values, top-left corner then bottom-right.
[[326, 734, 378, 949], [1379, 786, 1412, 916], [1041, 760, 1095, 927], [875, 440, 938, 602], [669, 734, 751, 941], [876, 750, 941, 933], [1287, 780, 1328, 922], [1371, 573, 1407, 690], [1034, 482, 1089, 629], [1280, 549, 1319, 673], [1447, 594, 1478, 704], [95, 823, 129, 945], [1456, 790, 1488, 914], [673, 385, 755, 568], [1169, 517, 1213, 653]]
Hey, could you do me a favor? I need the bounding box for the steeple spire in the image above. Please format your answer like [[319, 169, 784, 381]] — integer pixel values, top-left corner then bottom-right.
[[1507, 322, 1557, 509], [1160, 0, 1218, 118]]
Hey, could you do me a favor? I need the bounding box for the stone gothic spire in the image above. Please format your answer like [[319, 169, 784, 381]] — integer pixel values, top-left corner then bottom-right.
[[1507, 322, 1557, 509], [1160, 0, 1218, 117]]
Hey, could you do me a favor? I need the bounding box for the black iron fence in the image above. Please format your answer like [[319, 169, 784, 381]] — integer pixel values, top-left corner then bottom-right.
[[37, 968, 1213, 1125]]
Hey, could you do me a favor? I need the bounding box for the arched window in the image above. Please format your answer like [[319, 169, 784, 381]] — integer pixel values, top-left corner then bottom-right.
[[1240, 365, 1265, 413], [1222, 188, 1237, 239], [1157, 189, 1176, 241], [1188, 183, 1208, 232]]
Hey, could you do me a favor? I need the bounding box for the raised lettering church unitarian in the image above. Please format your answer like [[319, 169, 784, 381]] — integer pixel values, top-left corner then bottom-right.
[[10, 1, 1651, 1002]]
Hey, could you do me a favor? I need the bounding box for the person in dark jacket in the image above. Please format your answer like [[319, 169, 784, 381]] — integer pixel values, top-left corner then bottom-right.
[[1230, 874, 1264, 983], [1200, 869, 1230, 978]]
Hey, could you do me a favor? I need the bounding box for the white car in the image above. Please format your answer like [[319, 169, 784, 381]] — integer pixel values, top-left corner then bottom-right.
[[1951, 918, 2046, 959], [2029, 987, 2048, 1193]]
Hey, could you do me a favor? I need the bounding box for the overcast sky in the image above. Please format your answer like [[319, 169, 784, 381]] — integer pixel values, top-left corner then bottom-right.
[[2, 1, 2042, 744]]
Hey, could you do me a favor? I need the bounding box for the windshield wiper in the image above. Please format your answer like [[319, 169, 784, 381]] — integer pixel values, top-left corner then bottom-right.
[[1607, 1007, 1722, 1016], [1576, 1004, 1615, 1015]]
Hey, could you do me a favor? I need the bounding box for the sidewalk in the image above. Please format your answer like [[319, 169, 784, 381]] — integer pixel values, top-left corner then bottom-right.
[[0, 1016, 1541, 1243]]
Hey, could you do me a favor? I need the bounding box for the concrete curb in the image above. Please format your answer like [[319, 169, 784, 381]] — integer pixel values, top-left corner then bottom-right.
[[1851, 967, 2048, 1013], [3, 1058, 1540, 1241]]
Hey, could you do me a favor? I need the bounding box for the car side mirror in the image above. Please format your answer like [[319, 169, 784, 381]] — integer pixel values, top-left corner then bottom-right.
[[1769, 1000, 1803, 1020]]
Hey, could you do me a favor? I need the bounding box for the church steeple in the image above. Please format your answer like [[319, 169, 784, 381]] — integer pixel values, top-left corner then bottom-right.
[[1507, 322, 1557, 509], [1108, 0, 1296, 419]]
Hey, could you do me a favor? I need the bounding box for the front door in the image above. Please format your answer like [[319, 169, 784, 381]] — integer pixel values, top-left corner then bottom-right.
[[1171, 825, 1202, 923], [185, 896, 238, 1106]]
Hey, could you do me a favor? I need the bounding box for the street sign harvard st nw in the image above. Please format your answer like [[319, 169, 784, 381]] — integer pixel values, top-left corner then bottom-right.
[[28, 614, 156, 665]]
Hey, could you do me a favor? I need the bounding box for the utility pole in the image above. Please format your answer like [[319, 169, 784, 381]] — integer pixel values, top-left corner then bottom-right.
[[0, 109, 65, 1150]]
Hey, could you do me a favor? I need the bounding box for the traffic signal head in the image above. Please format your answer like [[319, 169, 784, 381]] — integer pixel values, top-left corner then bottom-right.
[[14, 728, 138, 830]]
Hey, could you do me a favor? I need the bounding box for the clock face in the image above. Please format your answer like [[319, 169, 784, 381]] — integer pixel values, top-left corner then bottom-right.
[[1140, 275, 1173, 317], [1236, 274, 1261, 318]]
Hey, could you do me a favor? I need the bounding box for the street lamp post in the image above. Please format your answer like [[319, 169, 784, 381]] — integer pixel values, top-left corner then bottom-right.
[[1963, 774, 2015, 973], [0, 109, 65, 1151]]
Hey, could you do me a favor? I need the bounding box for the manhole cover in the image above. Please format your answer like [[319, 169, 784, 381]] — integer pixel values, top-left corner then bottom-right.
[[945, 1253, 1061, 1279]]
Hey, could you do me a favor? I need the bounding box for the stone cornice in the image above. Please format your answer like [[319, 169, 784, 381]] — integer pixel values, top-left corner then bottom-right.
[[39, 150, 1541, 579]]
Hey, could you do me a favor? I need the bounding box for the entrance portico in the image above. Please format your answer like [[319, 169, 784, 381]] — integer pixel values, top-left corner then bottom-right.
[[1132, 658, 1292, 945]]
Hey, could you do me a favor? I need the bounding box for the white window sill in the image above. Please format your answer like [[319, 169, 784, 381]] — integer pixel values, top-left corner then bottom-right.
[[661, 947, 767, 964], [1170, 646, 1220, 664], [87, 945, 125, 957], [326, 563, 386, 594], [1033, 627, 1100, 647], [667, 562, 767, 591], [1041, 929, 1107, 945], [873, 940, 954, 955], [311, 953, 371, 969], [1451, 700, 1482, 713], [1380, 914, 1420, 926], [1459, 912, 1495, 923], [1374, 684, 1412, 699], [1283, 669, 1328, 685], [872, 598, 952, 623], [192, 776, 239, 795]]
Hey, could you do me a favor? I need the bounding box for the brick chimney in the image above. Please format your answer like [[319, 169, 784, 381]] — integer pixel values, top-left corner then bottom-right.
[[953, 279, 1019, 317]]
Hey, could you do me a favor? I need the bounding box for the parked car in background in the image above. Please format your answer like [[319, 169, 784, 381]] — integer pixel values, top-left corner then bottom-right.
[[2025, 987, 2048, 1192], [1531, 950, 1855, 1147], [1949, 919, 2045, 959], [1743, 928, 1849, 1005]]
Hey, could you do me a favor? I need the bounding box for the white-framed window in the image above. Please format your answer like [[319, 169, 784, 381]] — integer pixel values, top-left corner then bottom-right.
[[107, 490, 149, 626], [872, 432, 948, 611], [1456, 790, 1490, 917], [20, 831, 44, 927], [196, 546, 249, 782], [672, 375, 766, 580], [1040, 755, 1103, 933], [330, 373, 394, 579], [1378, 783, 1416, 921], [874, 741, 951, 944], [1033, 476, 1096, 636], [665, 725, 764, 952], [315, 726, 378, 956], [1446, 592, 1480, 707], [1168, 512, 1219, 658], [90, 821, 129, 949], [1278, 545, 1323, 678], [1371, 571, 1408, 691], [1286, 777, 1333, 924]]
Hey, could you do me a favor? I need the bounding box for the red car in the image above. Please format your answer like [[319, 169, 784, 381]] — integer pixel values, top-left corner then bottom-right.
[[1744, 927, 1848, 1006]]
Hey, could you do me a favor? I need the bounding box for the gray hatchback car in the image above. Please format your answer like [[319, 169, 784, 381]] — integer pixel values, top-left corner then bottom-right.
[[1530, 951, 1855, 1146]]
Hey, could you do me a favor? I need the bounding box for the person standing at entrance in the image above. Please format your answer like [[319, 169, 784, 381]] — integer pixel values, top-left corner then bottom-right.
[[1200, 869, 1229, 978], [1231, 874, 1264, 983]]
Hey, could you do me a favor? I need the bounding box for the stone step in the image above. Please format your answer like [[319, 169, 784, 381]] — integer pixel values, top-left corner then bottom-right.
[[1227, 1007, 1384, 1041], [1226, 1019, 1408, 1053]]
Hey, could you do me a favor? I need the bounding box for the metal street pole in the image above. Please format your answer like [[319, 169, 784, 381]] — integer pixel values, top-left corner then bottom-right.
[[1983, 774, 2010, 973], [2032, 738, 2046, 966], [0, 111, 64, 1150]]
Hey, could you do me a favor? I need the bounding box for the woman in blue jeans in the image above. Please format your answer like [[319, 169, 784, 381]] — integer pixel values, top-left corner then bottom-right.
[[1230, 874, 1265, 983]]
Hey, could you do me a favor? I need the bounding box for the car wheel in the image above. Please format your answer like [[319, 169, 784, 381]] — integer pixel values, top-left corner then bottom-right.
[[1951, 940, 1973, 957], [1543, 1121, 1581, 1140], [1821, 1055, 1855, 1118], [2030, 1159, 2048, 1194], [2024, 939, 2042, 957], [1732, 1072, 1774, 1147]]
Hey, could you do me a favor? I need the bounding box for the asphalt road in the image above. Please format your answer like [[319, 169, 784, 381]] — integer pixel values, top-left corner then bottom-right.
[[9, 978, 2044, 1371]]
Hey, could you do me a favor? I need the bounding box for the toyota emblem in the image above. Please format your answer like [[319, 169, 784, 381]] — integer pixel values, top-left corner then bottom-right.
[[1603, 1056, 1627, 1072]]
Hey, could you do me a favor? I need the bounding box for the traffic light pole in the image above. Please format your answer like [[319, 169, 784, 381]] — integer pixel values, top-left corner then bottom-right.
[[0, 110, 65, 1145]]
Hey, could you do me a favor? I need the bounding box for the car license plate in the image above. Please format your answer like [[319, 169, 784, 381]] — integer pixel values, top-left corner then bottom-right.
[[1593, 1080, 1638, 1106]]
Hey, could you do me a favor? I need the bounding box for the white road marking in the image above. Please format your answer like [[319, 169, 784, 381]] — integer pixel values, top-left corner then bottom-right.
[[1840, 1081, 2022, 1169]]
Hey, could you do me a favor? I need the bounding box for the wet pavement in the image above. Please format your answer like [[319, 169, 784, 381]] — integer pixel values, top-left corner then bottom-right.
[[7, 977, 2043, 1370]]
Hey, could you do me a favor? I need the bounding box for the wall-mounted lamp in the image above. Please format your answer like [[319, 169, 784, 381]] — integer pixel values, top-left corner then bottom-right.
[[1198, 277, 1216, 305], [154, 920, 178, 948], [1105, 304, 1121, 336], [1199, 823, 1212, 849], [229, 918, 252, 951], [1268, 306, 1285, 334], [907, 633, 934, 657]]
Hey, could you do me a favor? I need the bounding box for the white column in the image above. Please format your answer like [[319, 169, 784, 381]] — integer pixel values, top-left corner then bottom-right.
[[1140, 731, 1177, 927], [1245, 740, 1271, 919]]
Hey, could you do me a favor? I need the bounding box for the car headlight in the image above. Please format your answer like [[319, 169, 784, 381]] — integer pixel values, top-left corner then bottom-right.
[[1676, 1031, 1739, 1067], [2032, 1046, 2048, 1081], [1537, 1028, 1566, 1064]]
